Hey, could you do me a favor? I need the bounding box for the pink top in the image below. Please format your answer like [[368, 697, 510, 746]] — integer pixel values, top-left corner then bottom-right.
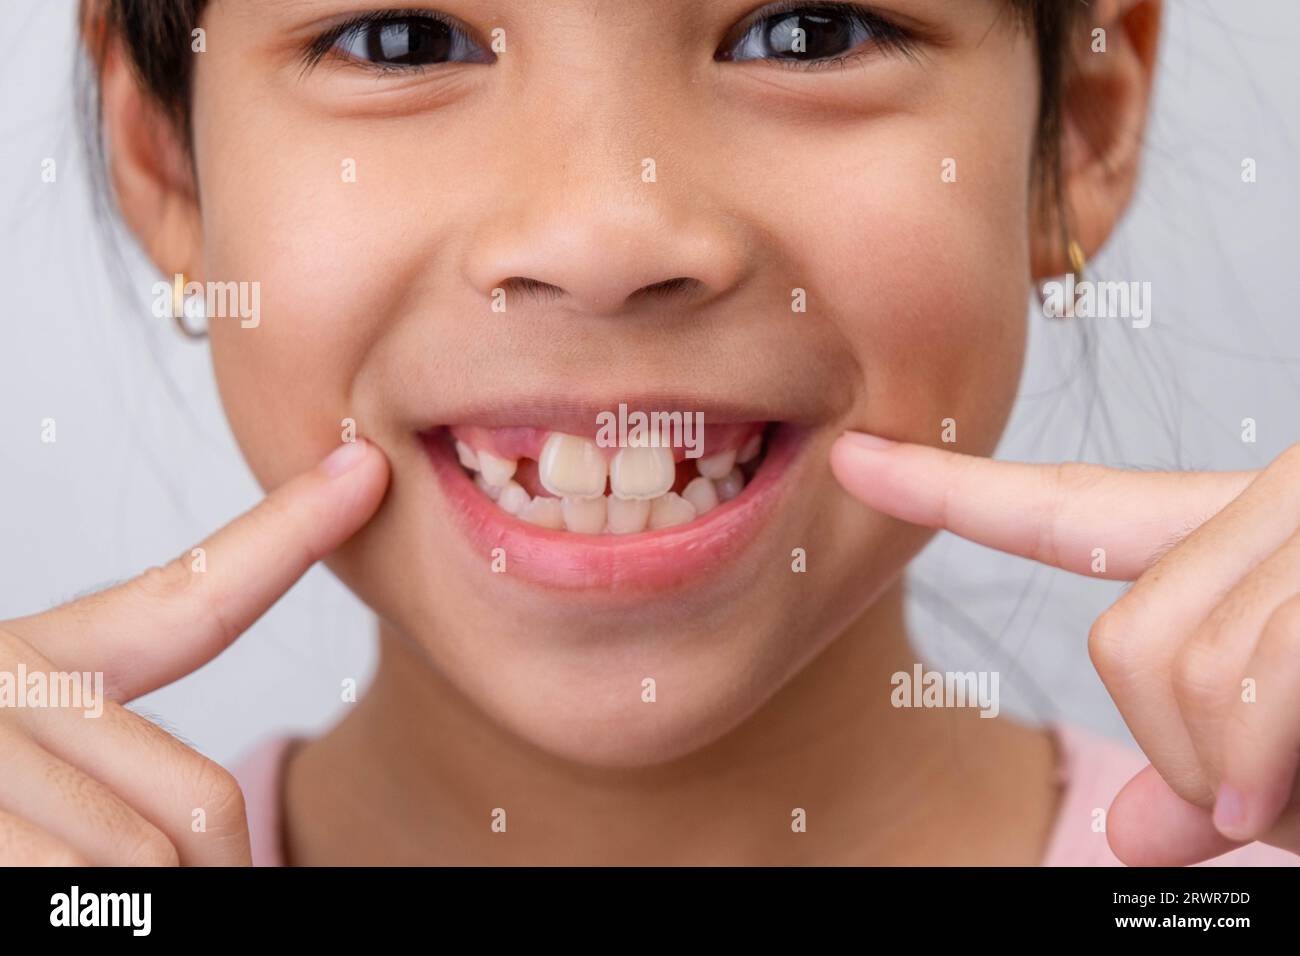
[[232, 724, 1298, 866]]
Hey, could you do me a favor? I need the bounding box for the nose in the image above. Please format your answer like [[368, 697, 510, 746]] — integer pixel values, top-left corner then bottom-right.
[[460, 165, 749, 318]]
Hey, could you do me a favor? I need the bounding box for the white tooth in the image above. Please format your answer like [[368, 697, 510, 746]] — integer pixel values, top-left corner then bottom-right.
[[562, 495, 607, 534], [474, 475, 502, 501], [539, 433, 607, 499], [521, 496, 564, 529], [681, 476, 719, 516], [455, 440, 480, 471], [609, 445, 675, 500], [649, 492, 697, 530], [696, 448, 736, 480], [496, 481, 530, 516], [605, 495, 651, 534], [714, 467, 745, 502], [478, 449, 517, 488], [736, 433, 763, 464]]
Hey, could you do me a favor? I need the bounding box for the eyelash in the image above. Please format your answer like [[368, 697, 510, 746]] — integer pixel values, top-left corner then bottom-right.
[[300, 8, 473, 74], [299, 2, 918, 76], [726, 1, 921, 70]]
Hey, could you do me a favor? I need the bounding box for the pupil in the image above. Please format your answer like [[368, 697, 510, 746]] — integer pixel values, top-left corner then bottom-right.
[[768, 13, 853, 59], [369, 19, 452, 65]]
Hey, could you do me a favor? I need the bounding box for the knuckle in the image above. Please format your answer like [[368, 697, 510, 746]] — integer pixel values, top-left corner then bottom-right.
[[1270, 442, 1300, 473], [43, 848, 92, 867], [1053, 461, 1109, 496], [1088, 604, 1139, 679], [23, 842, 91, 867], [1171, 636, 1220, 712], [1041, 463, 1107, 565], [134, 551, 241, 647], [190, 758, 248, 831], [132, 554, 201, 604], [0, 626, 33, 660], [121, 827, 180, 867], [0, 816, 86, 867], [1264, 595, 1300, 640]]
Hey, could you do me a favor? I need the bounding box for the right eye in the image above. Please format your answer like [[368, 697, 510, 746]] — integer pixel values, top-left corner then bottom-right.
[[309, 12, 493, 71]]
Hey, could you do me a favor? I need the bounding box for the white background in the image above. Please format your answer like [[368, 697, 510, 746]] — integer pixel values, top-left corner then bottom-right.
[[2, 0, 1298, 765]]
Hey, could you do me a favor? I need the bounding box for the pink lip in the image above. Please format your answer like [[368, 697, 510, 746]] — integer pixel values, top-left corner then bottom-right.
[[421, 424, 805, 592]]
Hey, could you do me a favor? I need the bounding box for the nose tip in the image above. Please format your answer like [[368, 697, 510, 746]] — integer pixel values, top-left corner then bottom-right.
[[464, 205, 748, 317]]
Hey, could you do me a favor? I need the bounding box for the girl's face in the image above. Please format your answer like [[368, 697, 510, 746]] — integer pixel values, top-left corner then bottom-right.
[[185, 0, 1040, 766]]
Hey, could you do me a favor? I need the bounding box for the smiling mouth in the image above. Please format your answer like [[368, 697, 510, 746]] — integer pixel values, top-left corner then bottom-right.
[[446, 422, 770, 534], [418, 417, 805, 592]]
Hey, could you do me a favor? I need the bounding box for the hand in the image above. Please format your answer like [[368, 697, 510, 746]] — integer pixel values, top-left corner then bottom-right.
[[831, 431, 1300, 866], [0, 440, 388, 865]]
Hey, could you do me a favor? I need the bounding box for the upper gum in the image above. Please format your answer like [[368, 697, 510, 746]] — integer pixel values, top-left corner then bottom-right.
[[450, 423, 763, 465]]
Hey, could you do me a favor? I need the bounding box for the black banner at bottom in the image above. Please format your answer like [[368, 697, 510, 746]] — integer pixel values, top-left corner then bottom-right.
[[0, 865, 1288, 942]]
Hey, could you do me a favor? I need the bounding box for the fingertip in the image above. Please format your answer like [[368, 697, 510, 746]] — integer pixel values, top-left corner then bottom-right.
[[320, 437, 377, 478], [838, 430, 897, 452], [312, 439, 391, 528], [1213, 776, 1295, 844], [1211, 783, 1251, 841], [830, 430, 891, 480]]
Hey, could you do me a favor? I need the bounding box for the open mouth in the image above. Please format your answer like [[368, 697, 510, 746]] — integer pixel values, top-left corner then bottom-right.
[[447, 422, 769, 534], [418, 417, 805, 592]]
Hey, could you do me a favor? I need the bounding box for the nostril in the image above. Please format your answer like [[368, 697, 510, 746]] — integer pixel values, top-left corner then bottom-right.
[[499, 276, 566, 303], [629, 277, 703, 302], [498, 275, 706, 310]]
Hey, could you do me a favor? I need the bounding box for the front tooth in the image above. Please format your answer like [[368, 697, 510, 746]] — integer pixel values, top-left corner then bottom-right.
[[736, 433, 763, 464], [681, 476, 719, 516], [648, 492, 697, 530], [539, 433, 607, 499], [455, 440, 480, 471], [714, 468, 745, 502], [606, 495, 650, 534], [696, 448, 736, 480], [496, 481, 530, 515], [562, 495, 606, 534], [521, 496, 564, 529], [609, 445, 675, 500], [478, 449, 517, 488], [474, 475, 502, 501]]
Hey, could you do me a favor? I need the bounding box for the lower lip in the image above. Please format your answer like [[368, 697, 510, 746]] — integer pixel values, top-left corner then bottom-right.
[[422, 425, 805, 592]]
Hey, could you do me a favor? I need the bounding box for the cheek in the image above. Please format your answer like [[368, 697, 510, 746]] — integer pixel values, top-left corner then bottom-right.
[[192, 77, 507, 492], [854, 200, 1029, 451], [195, 133, 415, 491], [773, 126, 1032, 451]]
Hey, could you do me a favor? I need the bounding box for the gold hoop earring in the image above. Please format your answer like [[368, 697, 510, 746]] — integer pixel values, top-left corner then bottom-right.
[[1067, 239, 1087, 283], [171, 272, 208, 341]]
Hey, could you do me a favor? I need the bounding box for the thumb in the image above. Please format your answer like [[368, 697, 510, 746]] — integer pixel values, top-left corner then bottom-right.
[[1107, 764, 1242, 866]]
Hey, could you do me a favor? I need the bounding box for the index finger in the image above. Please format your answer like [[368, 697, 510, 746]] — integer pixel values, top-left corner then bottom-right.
[[8, 439, 390, 700], [829, 432, 1255, 580]]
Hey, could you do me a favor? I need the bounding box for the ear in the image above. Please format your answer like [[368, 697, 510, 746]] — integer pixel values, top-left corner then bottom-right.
[[1030, 0, 1162, 280], [88, 20, 204, 282]]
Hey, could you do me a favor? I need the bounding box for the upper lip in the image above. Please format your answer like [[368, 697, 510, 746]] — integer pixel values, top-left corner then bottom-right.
[[404, 389, 835, 437]]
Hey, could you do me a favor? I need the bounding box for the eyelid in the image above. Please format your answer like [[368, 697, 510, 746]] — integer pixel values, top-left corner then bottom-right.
[[300, 7, 491, 72], [718, 0, 921, 63]]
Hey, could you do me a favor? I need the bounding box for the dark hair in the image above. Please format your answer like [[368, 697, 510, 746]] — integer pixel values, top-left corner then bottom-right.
[[80, 1, 1084, 233]]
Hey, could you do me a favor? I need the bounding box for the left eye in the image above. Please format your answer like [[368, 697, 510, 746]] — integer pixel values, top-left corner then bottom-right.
[[719, 3, 909, 64], [328, 14, 491, 68]]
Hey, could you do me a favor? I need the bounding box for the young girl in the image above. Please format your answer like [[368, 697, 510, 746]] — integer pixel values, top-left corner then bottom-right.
[[2, 0, 1297, 866]]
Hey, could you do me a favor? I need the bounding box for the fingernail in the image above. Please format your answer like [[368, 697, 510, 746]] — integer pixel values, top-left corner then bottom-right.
[[321, 439, 368, 478], [842, 431, 896, 451], [1212, 783, 1248, 838]]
